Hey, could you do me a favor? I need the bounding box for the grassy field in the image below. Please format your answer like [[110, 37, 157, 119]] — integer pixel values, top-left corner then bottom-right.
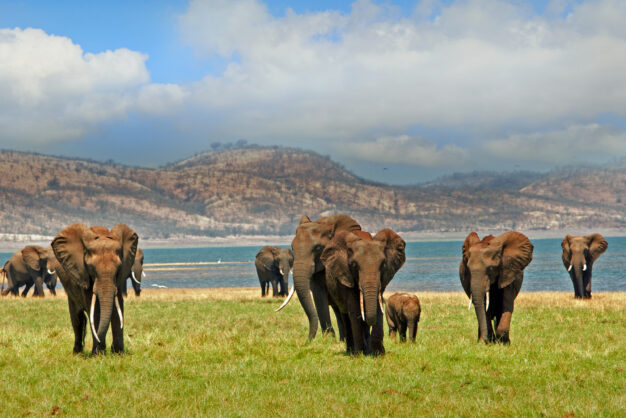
[[0, 289, 624, 417]]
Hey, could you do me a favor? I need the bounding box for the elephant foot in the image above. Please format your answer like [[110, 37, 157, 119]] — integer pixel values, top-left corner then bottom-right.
[[111, 345, 124, 354], [73, 345, 83, 354], [370, 345, 385, 357], [496, 332, 510, 344], [321, 327, 336, 338]]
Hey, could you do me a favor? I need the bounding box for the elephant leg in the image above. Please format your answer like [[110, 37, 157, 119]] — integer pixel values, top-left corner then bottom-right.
[[122, 279, 128, 297], [33, 275, 44, 297], [271, 279, 279, 297], [409, 319, 418, 342], [260, 280, 266, 297], [22, 281, 34, 297], [340, 313, 354, 353], [330, 301, 346, 342], [344, 290, 365, 354], [583, 270, 592, 299], [399, 320, 407, 342], [67, 298, 86, 354], [369, 303, 385, 356], [311, 272, 334, 337], [495, 284, 518, 344], [111, 292, 124, 354]]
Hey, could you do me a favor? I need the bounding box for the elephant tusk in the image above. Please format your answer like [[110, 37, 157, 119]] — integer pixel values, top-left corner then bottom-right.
[[485, 292, 490, 312], [279, 267, 284, 276], [115, 295, 123, 330], [275, 287, 295, 312], [378, 293, 385, 310], [583, 264, 587, 271], [47, 269, 55, 275], [131, 271, 141, 285], [568, 265, 573, 272], [468, 297, 472, 310], [361, 292, 365, 322], [142, 271, 146, 278], [90, 293, 100, 343]]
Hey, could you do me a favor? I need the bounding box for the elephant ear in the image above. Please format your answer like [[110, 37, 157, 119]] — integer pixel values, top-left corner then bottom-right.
[[494, 231, 533, 289], [586, 233, 607, 262], [374, 229, 406, 292], [320, 214, 361, 237], [257, 246, 279, 270], [320, 231, 354, 288], [22, 246, 44, 272], [561, 234, 573, 268], [52, 224, 91, 289], [111, 224, 139, 283], [459, 233, 481, 297]]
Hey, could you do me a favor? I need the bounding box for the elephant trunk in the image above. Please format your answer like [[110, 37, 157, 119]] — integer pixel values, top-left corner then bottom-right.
[[409, 320, 418, 342], [95, 280, 117, 345], [292, 261, 318, 340], [471, 280, 488, 344], [573, 264, 585, 299], [361, 272, 380, 327]]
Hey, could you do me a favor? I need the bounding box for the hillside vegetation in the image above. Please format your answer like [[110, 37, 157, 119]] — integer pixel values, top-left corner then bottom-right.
[[0, 148, 624, 239]]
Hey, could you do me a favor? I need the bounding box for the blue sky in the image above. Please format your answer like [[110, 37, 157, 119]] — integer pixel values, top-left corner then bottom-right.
[[0, 0, 624, 184]]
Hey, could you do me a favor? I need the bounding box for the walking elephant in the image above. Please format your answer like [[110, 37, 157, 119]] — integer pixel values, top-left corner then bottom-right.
[[561, 234, 607, 299], [51, 223, 138, 354], [1, 245, 57, 297], [385, 292, 421, 342], [320, 229, 406, 355], [277, 214, 362, 341], [122, 248, 144, 297], [255, 246, 293, 297], [460, 231, 533, 344]]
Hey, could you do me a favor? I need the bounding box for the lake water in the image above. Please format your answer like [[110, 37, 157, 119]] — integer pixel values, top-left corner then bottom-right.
[[5, 237, 624, 292]]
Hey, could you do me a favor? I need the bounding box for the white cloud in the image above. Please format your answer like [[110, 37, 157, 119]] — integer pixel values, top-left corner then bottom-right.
[[336, 134, 467, 167], [0, 28, 186, 144], [485, 124, 626, 164]]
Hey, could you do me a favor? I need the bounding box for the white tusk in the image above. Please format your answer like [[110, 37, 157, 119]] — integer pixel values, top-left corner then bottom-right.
[[47, 269, 55, 275], [468, 297, 472, 310], [378, 293, 384, 310], [141, 271, 146, 278], [90, 294, 100, 343], [568, 265, 573, 272], [361, 292, 365, 321], [583, 264, 587, 271], [115, 296, 123, 330], [485, 292, 490, 312], [279, 267, 284, 276], [131, 271, 141, 285], [275, 287, 295, 312]]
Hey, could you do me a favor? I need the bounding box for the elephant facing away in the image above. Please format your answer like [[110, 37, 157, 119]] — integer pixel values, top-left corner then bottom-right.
[[460, 231, 533, 344], [278, 214, 362, 341], [122, 248, 144, 297], [561, 234, 607, 299], [385, 293, 421, 342], [320, 229, 406, 355], [52, 223, 138, 354], [255, 246, 293, 297], [1, 245, 57, 297]]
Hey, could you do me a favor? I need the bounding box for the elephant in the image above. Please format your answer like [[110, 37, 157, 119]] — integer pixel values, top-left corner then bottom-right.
[[385, 292, 421, 343], [51, 223, 138, 354], [255, 246, 293, 297], [320, 229, 406, 355], [561, 234, 607, 299], [460, 231, 533, 344], [277, 214, 362, 341], [1, 245, 57, 297], [122, 248, 144, 297]]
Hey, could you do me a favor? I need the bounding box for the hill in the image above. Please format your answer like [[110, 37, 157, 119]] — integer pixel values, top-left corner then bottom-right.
[[0, 147, 624, 240]]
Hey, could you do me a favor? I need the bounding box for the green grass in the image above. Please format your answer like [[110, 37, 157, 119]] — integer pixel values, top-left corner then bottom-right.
[[0, 289, 624, 417]]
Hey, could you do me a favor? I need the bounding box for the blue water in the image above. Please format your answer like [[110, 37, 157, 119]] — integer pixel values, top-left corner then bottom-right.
[[2, 237, 625, 292]]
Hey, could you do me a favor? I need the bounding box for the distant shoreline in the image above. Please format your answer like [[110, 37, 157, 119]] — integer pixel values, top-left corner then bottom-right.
[[1, 228, 624, 252]]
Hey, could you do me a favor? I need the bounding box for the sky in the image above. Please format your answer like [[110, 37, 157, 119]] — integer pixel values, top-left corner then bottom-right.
[[1, 0, 625, 184]]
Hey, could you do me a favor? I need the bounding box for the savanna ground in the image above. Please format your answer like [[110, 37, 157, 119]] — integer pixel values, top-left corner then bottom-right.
[[0, 289, 624, 417]]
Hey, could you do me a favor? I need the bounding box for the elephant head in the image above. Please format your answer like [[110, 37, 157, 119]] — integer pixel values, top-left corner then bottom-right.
[[561, 234, 607, 299], [52, 223, 138, 348], [460, 231, 533, 343], [129, 248, 145, 296], [322, 229, 406, 327], [283, 214, 361, 340], [44, 247, 58, 296]]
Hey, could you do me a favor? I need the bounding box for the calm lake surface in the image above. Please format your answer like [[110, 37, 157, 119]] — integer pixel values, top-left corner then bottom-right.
[[4, 237, 624, 292]]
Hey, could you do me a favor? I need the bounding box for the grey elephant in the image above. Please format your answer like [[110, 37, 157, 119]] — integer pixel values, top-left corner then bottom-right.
[[320, 229, 406, 355], [122, 248, 144, 297], [52, 224, 138, 354], [460, 231, 533, 344], [1, 245, 57, 297], [277, 214, 362, 341], [255, 246, 293, 297], [385, 292, 421, 342], [561, 234, 607, 299]]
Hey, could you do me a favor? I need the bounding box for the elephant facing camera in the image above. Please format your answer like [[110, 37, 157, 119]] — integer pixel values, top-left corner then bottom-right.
[[385, 293, 421, 343]]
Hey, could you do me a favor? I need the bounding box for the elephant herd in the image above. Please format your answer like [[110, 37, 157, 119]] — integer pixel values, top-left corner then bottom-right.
[[1, 216, 608, 357], [256, 215, 609, 354]]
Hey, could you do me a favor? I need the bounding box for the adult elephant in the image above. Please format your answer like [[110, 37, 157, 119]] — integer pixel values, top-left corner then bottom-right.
[[1, 245, 57, 297], [460, 231, 533, 344], [52, 223, 138, 354], [278, 214, 362, 341], [255, 246, 293, 297], [561, 234, 607, 299], [320, 229, 406, 355], [122, 248, 144, 297]]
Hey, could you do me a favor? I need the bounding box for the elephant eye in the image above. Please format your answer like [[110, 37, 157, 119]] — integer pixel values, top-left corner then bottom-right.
[[313, 245, 324, 253]]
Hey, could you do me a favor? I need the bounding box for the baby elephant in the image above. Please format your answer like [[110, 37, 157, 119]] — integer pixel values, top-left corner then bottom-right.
[[385, 293, 421, 342]]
